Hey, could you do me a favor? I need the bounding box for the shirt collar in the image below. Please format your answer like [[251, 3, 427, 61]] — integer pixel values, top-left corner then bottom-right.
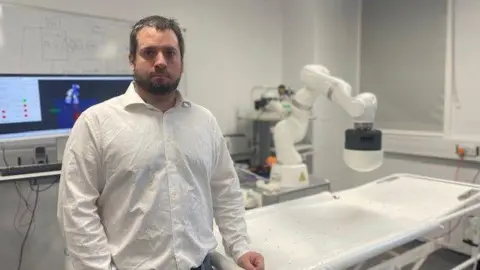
[[122, 81, 191, 110]]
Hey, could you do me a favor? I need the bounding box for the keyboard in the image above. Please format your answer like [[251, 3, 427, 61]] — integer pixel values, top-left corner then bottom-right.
[[0, 163, 62, 176]]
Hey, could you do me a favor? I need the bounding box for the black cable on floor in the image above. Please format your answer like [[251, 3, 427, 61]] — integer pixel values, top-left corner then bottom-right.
[[17, 184, 39, 270]]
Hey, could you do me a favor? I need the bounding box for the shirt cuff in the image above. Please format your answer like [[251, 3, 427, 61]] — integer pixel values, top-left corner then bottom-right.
[[231, 240, 251, 263]]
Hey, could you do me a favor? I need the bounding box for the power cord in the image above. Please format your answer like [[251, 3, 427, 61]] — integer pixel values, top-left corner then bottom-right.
[[2, 143, 36, 239], [29, 180, 56, 192], [14, 179, 56, 270], [1, 143, 35, 241], [3, 144, 35, 238], [16, 182, 39, 270], [13, 179, 56, 238], [1, 142, 57, 270], [436, 168, 480, 240], [1, 142, 8, 167], [472, 169, 480, 184], [13, 184, 34, 237]]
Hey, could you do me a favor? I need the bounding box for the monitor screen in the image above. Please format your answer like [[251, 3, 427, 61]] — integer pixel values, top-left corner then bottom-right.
[[0, 75, 132, 142]]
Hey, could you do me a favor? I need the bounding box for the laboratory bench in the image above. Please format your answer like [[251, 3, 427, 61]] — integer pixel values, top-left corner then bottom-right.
[[241, 176, 330, 208]]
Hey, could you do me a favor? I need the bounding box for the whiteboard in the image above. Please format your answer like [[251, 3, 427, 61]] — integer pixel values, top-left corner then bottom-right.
[[451, 0, 480, 139], [0, 3, 133, 74], [0, 3, 188, 97]]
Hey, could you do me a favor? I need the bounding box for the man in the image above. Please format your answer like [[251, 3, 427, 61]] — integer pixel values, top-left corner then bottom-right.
[[57, 15, 264, 270]]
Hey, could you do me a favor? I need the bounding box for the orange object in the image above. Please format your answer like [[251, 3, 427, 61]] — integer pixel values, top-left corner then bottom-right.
[[265, 156, 277, 167]]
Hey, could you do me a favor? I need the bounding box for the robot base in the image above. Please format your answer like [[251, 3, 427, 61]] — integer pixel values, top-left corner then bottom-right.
[[259, 163, 310, 191]]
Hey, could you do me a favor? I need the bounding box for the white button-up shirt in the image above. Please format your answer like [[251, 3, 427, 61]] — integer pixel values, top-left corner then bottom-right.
[[57, 82, 250, 270]]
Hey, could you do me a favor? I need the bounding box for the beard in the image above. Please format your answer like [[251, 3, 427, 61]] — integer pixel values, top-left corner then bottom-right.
[[133, 69, 181, 96]]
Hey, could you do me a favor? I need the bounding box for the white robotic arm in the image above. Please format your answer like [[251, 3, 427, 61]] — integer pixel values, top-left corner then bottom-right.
[[297, 65, 377, 124], [270, 65, 382, 187]]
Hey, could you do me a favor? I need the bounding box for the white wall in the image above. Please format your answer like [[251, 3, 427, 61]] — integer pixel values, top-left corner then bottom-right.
[[280, 0, 316, 89], [0, 0, 282, 141], [0, 0, 283, 165], [0, 1, 283, 269], [281, 0, 363, 191]]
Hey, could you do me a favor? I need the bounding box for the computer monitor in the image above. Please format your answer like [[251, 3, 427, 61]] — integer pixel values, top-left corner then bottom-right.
[[0, 74, 132, 142]]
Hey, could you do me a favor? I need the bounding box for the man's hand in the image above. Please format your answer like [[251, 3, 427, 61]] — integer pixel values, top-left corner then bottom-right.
[[237, 251, 265, 270]]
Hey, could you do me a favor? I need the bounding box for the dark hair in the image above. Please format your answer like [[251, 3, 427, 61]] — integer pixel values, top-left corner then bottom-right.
[[129, 15, 185, 62]]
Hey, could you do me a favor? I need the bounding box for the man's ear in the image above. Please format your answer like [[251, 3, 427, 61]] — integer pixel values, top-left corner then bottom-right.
[[128, 54, 135, 69]]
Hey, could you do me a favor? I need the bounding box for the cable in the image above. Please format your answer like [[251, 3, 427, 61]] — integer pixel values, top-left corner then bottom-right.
[[14, 182, 33, 211], [454, 155, 463, 181], [436, 217, 464, 239], [12, 177, 56, 268], [434, 167, 480, 241], [471, 169, 480, 184], [4, 142, 34, 237], [2, 142, 56, 269], [435, 168, 480, 243], [29, 180, 56, 192], [19, 179, 56, 233], [1, 142, 8, 167], [13, 185, 33, 237], [17, 183, 39, 270]]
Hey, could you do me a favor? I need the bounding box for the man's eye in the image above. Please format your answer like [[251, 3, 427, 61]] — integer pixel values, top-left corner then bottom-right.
[[143, 50, 156, 57]]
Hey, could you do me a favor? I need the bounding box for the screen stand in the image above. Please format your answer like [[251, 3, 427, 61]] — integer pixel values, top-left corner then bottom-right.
[[56, 136, 68, 163]]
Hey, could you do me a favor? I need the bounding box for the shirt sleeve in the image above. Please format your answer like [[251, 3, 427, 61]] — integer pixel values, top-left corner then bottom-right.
[[57, 112, 114, 270], [209, 117, 251, 263]]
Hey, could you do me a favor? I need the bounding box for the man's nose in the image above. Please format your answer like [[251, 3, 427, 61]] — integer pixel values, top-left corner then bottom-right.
[[154, 53, 167, 68]]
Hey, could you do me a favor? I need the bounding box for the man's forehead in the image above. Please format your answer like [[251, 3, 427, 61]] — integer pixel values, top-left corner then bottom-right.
[[137, 27, 179, 48]]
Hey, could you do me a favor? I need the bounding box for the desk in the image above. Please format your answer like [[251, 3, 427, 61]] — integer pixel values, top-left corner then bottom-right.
[[242, 176, 330, 207], [0, 171, 60, 182], [0, 151, 249, 183], [0, 153, 255, 182]]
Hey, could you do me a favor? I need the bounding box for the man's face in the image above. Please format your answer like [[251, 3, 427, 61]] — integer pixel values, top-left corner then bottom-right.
[[130, 27, 183, 95]]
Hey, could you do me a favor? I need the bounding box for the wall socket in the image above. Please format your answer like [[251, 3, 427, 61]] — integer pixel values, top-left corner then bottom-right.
[[455, 144, 480, 158]]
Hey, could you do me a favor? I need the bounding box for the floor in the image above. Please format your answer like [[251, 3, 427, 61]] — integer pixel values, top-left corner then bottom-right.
[[420, 248, 471, 269], [348, 241, 477, 270]]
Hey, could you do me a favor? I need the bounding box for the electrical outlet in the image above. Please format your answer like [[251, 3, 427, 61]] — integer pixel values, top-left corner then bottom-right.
[[455, 144, 479, 158]]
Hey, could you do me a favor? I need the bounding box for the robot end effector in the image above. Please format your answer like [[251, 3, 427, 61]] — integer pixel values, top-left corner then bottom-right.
[[293, 65, 383, 172]]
